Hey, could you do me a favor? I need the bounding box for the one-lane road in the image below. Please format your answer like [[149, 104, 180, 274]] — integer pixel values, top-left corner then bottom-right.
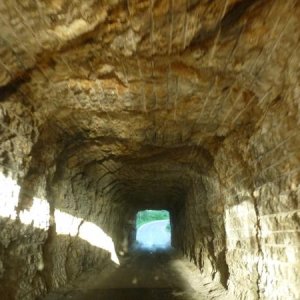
[[136, 220, 171, 249]]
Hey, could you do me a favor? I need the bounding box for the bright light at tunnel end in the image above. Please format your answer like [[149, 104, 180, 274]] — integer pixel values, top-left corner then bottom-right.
[[135, 209, 171, 251]]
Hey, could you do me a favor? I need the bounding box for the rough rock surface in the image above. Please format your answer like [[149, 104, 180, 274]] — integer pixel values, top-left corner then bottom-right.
[[0, 0, 299, 299]]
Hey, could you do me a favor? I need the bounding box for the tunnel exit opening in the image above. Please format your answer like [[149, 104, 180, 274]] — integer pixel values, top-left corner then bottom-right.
[[135, 210, 171, 250]]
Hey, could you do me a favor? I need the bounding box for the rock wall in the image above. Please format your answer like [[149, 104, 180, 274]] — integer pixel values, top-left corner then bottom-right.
[[171, 153, 232, 296], [0, 100, 128, 300], [175, 99, 300, 299], [218, 98, 300, 299]]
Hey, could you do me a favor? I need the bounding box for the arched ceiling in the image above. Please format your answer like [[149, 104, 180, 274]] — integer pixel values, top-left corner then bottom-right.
[[1, 0, 299, 208]]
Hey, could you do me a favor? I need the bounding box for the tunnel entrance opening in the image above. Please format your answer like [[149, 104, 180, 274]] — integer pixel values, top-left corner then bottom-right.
[[135, 210, 171, 250]]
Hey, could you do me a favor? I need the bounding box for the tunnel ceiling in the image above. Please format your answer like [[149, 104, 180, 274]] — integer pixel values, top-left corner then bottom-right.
[[1, 0, 299, 207]]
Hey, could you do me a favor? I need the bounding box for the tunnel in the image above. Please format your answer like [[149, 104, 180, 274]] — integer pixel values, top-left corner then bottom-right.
[[0, 1, 299, 299]]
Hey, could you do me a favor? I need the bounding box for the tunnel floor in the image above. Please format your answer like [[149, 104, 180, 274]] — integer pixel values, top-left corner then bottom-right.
[[41, 249, 228, 300]]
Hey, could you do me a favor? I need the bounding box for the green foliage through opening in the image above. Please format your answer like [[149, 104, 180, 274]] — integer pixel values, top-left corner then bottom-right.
[[136, 210, 170, 229]]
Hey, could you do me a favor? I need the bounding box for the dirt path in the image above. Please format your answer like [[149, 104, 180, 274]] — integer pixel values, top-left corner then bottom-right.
[[41, 249, 228, 300]]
